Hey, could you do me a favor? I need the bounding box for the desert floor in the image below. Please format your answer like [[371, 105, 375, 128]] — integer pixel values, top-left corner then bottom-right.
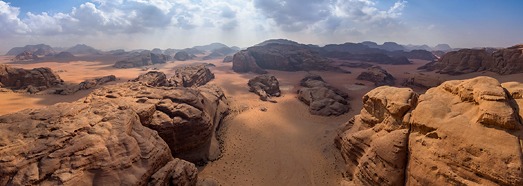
[[1, 55, 522, 185]]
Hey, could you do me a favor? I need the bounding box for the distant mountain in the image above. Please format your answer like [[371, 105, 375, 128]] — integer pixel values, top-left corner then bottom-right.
[[163, 48, 178, 55], [65, 44, 101, 55], [202, 46, 238, 60], [151, 48, 163, 55], [192, 43, 229, 51], [361, 41, 405, 51], [433, 44, 452, 51], [6, 44, 55, 56], [255, 39, 303, 47]]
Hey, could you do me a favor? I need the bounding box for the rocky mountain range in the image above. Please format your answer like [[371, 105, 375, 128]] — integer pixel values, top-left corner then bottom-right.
[[6, 44, 55, 56]]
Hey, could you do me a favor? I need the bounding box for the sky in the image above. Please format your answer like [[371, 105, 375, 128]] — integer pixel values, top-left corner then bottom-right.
[[1, 0, 522, 53]]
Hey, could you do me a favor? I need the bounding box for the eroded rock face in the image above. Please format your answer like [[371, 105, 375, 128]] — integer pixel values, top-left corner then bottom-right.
[[87, 82, 228, 163], [114, 52, 169, 68], [132, 71, 170, 87], [0, 94, 197, 185], [336, 86, 418, 185], [419, 45, 523, 75], [356, 66, 395, 86], [232, 50, 267, 74], [0, 64, 63, 93], [55, 75, 117, 95], [297, 75, 350, 116], [170, 64, 215, 88], [248, 75, 281, 101], [336, 76, 523, 185]]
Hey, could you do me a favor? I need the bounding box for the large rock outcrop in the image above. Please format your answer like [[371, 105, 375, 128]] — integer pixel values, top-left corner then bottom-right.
[[419, 45, 523, 75], [336, 86, 417, 185], [0, 91, 198, 185], [247, 75, 281, 101], [402, 73, 443, 90], [54, 52, 75, 59], [356, 66, 395, 86], [14, 51, 38, 61], [174, 51, 194, 61], [65, 44, 101, 55], [336, 76, 523, 185], [170, 64, 215, 87], [54, 75, 117, 95], [232, 43, 344, 74], [0, 64, 63, 93], [114, 52, 169, 68], [87, 82, 229, 163], [297, 75, 350, 116]]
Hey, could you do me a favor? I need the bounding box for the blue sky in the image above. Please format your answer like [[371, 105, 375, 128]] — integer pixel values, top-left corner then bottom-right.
[[0, 0, 522, 53]]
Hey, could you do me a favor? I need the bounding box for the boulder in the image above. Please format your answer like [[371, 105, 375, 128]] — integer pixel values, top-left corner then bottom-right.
[[356, 66, 395, 86], [336, 76, 523, 185], [174, 51, 194, 61], [247, 75, 281, 101], [114, 52, 168, 68], [170, 64, 215, 87], [297, 75, 350, 116], [0, 64, 63, 93], [0, 93, 198, 185], [14, 51, 38, 61]]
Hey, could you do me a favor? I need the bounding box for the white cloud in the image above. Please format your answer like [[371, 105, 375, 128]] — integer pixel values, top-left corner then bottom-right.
[[0, 1, 29, 36]]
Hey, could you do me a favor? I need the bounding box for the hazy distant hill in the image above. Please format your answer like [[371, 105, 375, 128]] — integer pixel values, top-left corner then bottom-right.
[[6, 44, 55, 56], [65, 44, 101, 55], [192, 43, 229, 51]]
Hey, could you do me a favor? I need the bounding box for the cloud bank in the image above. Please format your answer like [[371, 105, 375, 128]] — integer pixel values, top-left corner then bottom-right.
[[0, 0, 413, 51]]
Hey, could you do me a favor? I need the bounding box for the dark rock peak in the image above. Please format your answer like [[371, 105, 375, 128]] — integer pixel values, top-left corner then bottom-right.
[[65, 44, 101, 55], [6, 44, 54, 55]]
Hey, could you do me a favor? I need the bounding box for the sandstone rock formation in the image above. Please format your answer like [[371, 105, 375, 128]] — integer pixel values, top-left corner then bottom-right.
[[65, 44, 101, 55], [14, 51, 38, 61], [6, 44, 55, 56], [356, 66, 395, 86], [0, 91, 198, 185], [247, 75, 281, 101], [174, 51, 194, 61], [170, 64, 215, 87], [336, 86, 417, 185], [297, 75, 350, 116], [222, 55, 233, 63], [419, 45, 523, 75], [232, 50, 267, 74], [54, 51, 75, 58], [132, 71, 170, 87], [54, 75, 117, 95], [336, 76, 523, 185], [202, 47, 237, 60], [0, 64, 63, 93], [87, 81, 229, 163], [233, 43, 345, 74], [114, 52, 169, 68], [402, 73, 443, 90]]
